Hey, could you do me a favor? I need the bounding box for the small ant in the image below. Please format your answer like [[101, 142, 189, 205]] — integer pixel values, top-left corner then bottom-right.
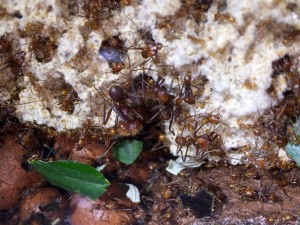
[[266, 167, 291, 198], [26, 72, 43, 93], [258, 181, 281, 205], [179, 73, 202, 105], [128, 39, 163, 65], [1, 51, 26, 77], [82, 0, 114, 30], [284, 167, 300, 188], [271, 54, 293, 77], [55, 83, 80, 114], [238, 185, 258, 202], [174, 113, 222, 161]]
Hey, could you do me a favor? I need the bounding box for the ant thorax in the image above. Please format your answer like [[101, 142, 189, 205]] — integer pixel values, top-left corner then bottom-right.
[[1, 0, 300, 166]]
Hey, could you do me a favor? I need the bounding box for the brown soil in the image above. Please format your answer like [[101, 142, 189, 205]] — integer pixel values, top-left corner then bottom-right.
[[1, 131, 300, 225]]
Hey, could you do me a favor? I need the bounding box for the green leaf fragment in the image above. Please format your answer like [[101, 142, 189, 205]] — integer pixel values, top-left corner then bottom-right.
[[286, 143, 300, 166], [29, 160, 110, 200], [113, 140, 143, 165]]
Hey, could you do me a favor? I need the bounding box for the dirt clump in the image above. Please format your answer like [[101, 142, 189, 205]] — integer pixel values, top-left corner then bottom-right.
[[0, 135, 45, 210]]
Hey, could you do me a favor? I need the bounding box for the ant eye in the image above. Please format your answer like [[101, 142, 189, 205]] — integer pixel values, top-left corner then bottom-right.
[[109, 85, 124, 102]]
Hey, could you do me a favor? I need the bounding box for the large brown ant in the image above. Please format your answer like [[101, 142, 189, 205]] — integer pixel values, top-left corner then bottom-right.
[[95, 66, 185, 138], [95, 83, 144, 137]]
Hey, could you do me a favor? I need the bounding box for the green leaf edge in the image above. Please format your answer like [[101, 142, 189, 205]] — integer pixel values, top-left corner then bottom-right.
[[29, 160, 110, 200], [113, 140, 143, 165]]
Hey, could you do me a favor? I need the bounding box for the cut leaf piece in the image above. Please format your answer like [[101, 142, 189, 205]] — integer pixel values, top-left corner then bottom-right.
[[29, 160, 110, 200], [286, 143, 300, 166], [125, 183, 140, 203], [166, 157, 203, 175], [113, 140, 143, 165]]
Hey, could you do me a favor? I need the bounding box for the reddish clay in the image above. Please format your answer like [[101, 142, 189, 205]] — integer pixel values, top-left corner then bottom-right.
[[54, 134, 107, 164], [70, 194, 130, 225], [0, 135, 44, 210], [19, 187, 65, 221], [126, 164, 151, 183]]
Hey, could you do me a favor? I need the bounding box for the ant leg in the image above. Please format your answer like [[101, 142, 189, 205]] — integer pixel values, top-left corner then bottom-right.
[[148, 108, 163, 124], [168, 109, 175, 135], [126, 54, 141, 104], [131, 108, 144, 121], [0, 64, 9, 72], [183, 145, 190, 162], [103, 104, 113, 125], [141, 72, 145, 98], [94, 85, 127, 121]]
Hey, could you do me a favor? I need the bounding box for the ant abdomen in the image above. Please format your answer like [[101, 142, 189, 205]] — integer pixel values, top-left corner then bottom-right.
[[109, 85, 124, 102], [117, 120, 143, 136]]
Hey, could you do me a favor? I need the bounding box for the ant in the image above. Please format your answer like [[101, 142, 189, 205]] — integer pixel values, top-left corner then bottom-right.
[[287, 168, 300, 187], [82, 0, 125, 30], [127, 29, 163, 66], [258, 180, 281, 206], [180, 73, 195, 104], [174, 113, 222, 161], [237, 185, 259, 202], [179, 73, 207, 105], [271, 54, 293, 77], [26, 72, 43, 93], [49, 81, 80, 114], [0, 33, 12, 56], [1, 51, 26, 77], [266, 166, 291, 198], [95, 84, 143, 137]]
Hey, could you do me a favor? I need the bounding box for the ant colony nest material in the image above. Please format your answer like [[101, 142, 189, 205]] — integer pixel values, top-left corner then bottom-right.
[[1, 0, 300, 166]]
